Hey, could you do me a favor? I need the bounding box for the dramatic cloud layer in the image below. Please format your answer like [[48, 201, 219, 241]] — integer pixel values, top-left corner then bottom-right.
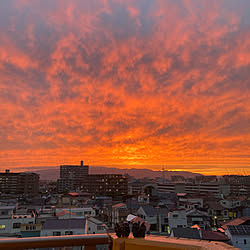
[[0, 0, 249, 174]]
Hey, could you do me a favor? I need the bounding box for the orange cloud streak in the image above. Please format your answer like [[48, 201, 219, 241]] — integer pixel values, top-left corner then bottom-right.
[[0, 0, 249, 175]]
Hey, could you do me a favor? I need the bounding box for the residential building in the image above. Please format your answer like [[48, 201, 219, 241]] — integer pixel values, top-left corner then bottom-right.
[[0, 170, 39, 195], [137, 205, 157, 230], [112, 203, 128, 226], [86, 217, 107, 234], [40, 218, 86, 236], [225, 225, 250, 250], [0, 205, 16, 219], [57, 162, 128, 196], [81, 174, 128, 196], [57, 161, 89, 192], [20, 223, 42, 237], [168, 209, 188, 230], [0, 215, 35, 236], [168, 209, 210, 230]]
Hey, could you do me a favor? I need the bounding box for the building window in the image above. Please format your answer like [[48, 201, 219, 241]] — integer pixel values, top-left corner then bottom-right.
[[65, 231, 73, 235], [13, 223, 21, 229], [173, 214, 178, 218], [0, 225, 5, 230], [53, 232, 61, 236], [244, 239, 247, 245]]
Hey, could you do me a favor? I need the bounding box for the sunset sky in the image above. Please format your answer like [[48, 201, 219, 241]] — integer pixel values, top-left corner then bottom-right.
[[0, 0, 249, 175]]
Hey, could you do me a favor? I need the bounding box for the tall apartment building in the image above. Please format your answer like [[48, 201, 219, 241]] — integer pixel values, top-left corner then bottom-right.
[[57, 161, 89, 192], [57, 161, 128, 196], [0, 170, 39, 195], [81, 174, 128, 196], [60, 161, 89, 179]]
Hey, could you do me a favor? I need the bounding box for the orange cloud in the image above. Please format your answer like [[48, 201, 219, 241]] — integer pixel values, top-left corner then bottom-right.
[[0, 0, 249, 175]]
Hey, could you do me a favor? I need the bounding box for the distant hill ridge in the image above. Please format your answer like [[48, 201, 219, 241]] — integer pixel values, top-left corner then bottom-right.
[[33, 166, 202, 181]]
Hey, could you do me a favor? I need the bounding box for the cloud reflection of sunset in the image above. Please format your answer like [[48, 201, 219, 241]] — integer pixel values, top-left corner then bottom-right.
[[0, 0, 249, 175]]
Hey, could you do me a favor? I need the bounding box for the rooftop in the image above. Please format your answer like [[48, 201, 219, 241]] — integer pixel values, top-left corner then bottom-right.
[[227, 225, 250, 235], [42, 218, 86, 230], [171, 228, 201, 239], [222, 216, 250, 229]]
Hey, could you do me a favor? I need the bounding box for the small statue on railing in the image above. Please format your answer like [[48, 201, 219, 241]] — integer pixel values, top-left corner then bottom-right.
[[114, 223, 122, 238], [132, 222, 146, 238], [114, 222, 130, 238], [114, 221, 147, 238]]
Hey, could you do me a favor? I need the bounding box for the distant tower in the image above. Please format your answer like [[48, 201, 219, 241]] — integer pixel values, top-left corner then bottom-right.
[[162, 166, 166, 183]]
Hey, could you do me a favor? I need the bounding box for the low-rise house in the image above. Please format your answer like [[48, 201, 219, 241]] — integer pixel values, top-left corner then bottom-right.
[[168, 209, 187, 230], [0, 205, 16, 219], [20, 223, 42, 238], [112, 203, 128, 226], [86, 217, 107, 234], [137, 206, 157, 230], [59, 192, 92, 206], [225, 225, 250, 250], [178, 197, 204, 209], [36, 207, 56, 224], [168, 209, 211, 231], [186, 209, 211, 230], [41, 217, 107, 236], [205, 200, 228, 223], [41, 218, 86, 236], [0, 215, 35, 236], [157, 207, 169, 233]]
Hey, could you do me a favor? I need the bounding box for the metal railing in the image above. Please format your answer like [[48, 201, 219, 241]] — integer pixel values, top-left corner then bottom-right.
[[0, 234, 109, 250]]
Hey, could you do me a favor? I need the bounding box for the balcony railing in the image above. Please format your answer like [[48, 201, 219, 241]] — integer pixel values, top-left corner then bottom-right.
[[0, 234, 109, 250], [0, 233, 238, 250], [111, 235, 238, 250]]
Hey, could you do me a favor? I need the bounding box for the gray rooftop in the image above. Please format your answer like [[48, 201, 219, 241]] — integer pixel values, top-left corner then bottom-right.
[[42, 219, 86, 230], [141, 206, 156, 216], [171, 228, 201, 239], [227, 225, 250, 235]]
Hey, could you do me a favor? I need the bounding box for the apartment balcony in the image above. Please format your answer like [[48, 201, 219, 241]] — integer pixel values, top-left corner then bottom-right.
[[0, 233, 238, 250]]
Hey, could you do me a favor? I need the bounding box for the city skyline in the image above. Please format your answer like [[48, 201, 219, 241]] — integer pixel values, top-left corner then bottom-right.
[[0, 0, 249, 175]]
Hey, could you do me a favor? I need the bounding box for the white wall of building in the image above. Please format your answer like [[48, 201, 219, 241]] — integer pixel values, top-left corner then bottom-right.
[[0, 217, 35, 236], [168, 210, 187, 230]]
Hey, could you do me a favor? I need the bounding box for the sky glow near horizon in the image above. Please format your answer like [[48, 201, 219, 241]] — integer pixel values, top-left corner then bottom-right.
[[0, 0, 249, 175]]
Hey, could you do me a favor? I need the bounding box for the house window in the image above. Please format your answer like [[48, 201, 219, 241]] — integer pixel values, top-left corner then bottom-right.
[[0, 225, 5, 230], [13, 223, 21, 229], [244, 239, 247, 245], [177, 225, 183, 228], [65, 231, 73, 235], [173, 214, 178, 218], [53, 232, 61, 236]]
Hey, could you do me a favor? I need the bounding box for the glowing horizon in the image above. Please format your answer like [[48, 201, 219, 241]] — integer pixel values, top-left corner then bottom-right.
[[0, 0, 249, 175]]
